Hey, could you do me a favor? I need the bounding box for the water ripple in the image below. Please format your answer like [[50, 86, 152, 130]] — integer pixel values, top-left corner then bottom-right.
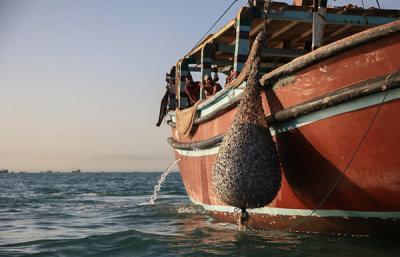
[[0, 173, 399, 257]]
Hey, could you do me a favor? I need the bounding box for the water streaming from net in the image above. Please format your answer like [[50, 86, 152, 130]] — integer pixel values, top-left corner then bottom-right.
[[147, 158, 181, 205]]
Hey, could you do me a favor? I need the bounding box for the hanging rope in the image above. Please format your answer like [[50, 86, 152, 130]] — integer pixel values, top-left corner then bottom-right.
[[234, 207, 249, 230], [179, 0, 239, 159], [376, 0, 381, 10], [188, 0, 239, 54]]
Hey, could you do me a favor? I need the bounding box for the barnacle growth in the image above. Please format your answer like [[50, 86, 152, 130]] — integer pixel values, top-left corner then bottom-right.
[[212, 31, 281, 209]]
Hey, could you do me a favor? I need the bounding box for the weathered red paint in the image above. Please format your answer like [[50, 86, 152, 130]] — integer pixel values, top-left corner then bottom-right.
[[172, 108, 237, 144], [176, 100, 400, 208], [170, 31, 400, 234]]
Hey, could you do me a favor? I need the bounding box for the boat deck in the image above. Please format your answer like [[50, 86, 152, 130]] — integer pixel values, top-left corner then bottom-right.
[[185, 2, 399, 75]]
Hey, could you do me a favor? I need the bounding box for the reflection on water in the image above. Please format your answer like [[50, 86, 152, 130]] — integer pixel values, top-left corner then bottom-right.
[[0, 172, 399, 257]]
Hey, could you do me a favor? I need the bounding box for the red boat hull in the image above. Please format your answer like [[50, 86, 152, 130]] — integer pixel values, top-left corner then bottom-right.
[[169, 28, 400, 235]]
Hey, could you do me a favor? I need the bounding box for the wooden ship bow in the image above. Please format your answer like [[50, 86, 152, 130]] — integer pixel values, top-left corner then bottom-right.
[[158, 0, 400, 235]]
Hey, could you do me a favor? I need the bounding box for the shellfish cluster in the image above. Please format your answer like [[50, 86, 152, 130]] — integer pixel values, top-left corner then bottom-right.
[[212, 31, 281, 209]]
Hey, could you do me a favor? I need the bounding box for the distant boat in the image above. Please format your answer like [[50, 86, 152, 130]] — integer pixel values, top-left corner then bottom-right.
[[72, 169, 81, 173], [45, 170, 53, 174], [0, 169, 9, 174]]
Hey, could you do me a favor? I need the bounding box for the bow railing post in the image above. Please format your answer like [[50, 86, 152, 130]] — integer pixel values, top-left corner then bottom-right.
[[200, 43, 213, 100]]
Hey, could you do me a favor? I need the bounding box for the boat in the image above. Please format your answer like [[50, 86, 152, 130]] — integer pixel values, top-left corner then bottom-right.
[[0, 169, 9, 174], [72, 169, 81, 173], [160, 0, 400, 235]]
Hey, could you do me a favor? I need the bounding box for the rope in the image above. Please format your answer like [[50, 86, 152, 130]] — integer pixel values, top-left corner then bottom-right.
[[285, 70, 398, 231], [188, 0, 239, 54], [376, 0, 381, 9], [177, 136, 193, 161], [234, 207, 249, 230], [184, 139, 193, 160]]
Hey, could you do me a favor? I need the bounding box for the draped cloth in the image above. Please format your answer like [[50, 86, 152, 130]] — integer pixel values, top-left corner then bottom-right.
[[175, 101, 202, 137]]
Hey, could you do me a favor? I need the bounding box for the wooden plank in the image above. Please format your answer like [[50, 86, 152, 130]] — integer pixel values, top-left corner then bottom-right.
[[217, 45, 306, 58], [234, 7, 251, 73], [184, 19, 236, 58], [177, 59, 189, 108], [266, 10, 398, 26], [216, 44, 235, 54], [200, 43, 212, 99], [261, 62, 285, 68], [179, 4, 398, 72], [214, 35, 236, 45], [251, 4, 290, 39], [269, 21, 300, 40], [312, 7, 326, 50], [262, 48, 306, 58], [325, 12, 397, 26], [260, 20, 400, 86], [191, 58, 231, 66], [324, 8, 378, 43], [291, 28, 313, 44], [250, 20, 265, 38], [324, 24, 352, 42]]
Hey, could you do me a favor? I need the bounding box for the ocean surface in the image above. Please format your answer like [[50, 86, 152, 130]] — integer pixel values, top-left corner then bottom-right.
[[0, 172, 399, 257]]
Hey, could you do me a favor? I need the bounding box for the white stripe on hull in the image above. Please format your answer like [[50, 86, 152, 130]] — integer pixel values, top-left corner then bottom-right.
[[271, 87, 400, 135], [189, 197, 400, 219], [176, 146, 219, 157], [199, 88, 244, 117], [175, 88, 400, 157]]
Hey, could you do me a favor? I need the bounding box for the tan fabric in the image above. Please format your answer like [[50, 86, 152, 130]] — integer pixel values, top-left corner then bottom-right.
[[175, 101, 202, 137]]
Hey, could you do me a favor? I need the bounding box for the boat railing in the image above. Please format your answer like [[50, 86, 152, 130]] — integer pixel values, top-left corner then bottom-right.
[[165, 0, 399, 111]]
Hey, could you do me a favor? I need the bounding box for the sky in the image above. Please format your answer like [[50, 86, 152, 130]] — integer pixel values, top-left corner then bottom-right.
[[0, 0, 399, 172]]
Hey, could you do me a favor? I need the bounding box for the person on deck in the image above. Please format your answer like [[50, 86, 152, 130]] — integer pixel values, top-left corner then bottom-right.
[[225, 67, 237, 85], [156, 72, 176, 126], [184, 74, 201, 106], [203, 74, 222, 98]]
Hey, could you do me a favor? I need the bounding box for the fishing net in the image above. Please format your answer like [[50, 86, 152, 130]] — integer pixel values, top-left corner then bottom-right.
[[212, 31, 281, 209]]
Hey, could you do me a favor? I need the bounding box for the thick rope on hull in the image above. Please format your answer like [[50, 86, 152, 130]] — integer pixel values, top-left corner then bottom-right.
[[212, 31, 281, 209]]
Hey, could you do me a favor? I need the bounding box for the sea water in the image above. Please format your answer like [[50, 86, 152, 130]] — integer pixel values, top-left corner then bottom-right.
[[0, 172, 399, 257]]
